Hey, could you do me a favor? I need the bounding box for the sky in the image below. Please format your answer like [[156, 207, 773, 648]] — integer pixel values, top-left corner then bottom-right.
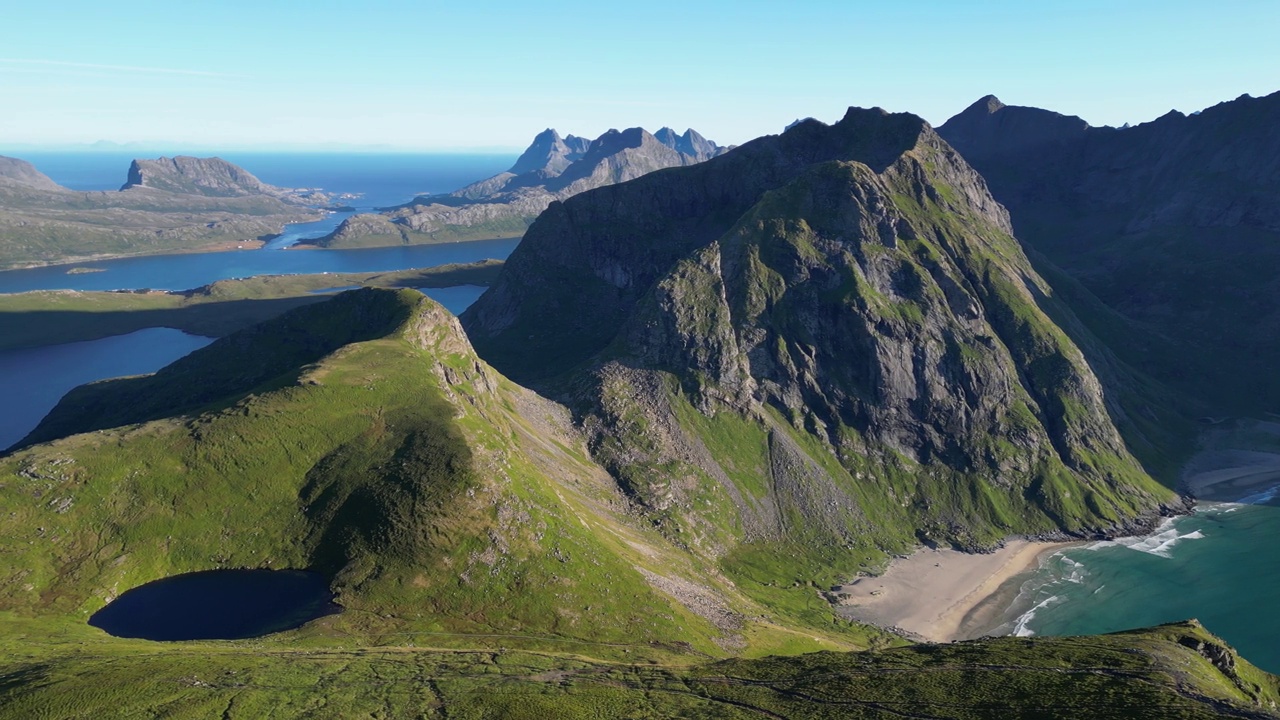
[[1, 0, 1278, 151]]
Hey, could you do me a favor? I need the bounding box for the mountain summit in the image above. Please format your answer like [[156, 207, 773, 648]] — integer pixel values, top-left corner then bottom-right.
[[938, 90, 1280, 412], [308, 125, 728, 248]]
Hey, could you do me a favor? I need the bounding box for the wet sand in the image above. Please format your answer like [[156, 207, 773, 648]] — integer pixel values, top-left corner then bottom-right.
[[833, 541, 1071, 642], [1182, 448, 1280, 501]]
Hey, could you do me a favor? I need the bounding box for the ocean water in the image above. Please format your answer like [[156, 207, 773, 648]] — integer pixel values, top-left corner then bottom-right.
[[13, 152, 516, 209], [987, 494, 1280, 673], [0, 152, 521, 294]]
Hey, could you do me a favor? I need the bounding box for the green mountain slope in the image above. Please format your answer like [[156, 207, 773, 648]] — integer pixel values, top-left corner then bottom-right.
[[1, 288, 883, 658]]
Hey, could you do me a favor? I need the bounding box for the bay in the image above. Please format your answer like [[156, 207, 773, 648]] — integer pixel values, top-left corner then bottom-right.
[[982, 495, 1280, 673]]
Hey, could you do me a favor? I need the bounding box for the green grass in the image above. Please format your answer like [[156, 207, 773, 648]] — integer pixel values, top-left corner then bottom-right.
[[0, 619, 1273, 719]]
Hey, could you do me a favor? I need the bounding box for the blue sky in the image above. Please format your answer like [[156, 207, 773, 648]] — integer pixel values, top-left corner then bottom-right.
[[2, 0, 1277, 150]]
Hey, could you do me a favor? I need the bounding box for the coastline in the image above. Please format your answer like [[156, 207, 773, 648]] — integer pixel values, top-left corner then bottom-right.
[[833, 540, 1072, 642]]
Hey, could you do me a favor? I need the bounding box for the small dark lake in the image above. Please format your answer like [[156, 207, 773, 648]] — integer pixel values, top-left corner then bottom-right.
[[89, 569, 339, 641]]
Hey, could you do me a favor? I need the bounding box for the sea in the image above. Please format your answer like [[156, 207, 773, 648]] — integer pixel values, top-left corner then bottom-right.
[[977, 492, 1280, 674], [0, 151, 516, 448], [0, 152, 520, 294], [13, 151, 515, 208]]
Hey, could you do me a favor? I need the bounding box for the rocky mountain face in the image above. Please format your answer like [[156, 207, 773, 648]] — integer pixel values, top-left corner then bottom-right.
[[506, 128, 591, 176], [938, 91, 1280, 412], [463, 108, 1180, 577], [121, 155, 323, 204], [0, 155, 62, 191], [0, 155, 320, 269], [310, 125, 729, 248]]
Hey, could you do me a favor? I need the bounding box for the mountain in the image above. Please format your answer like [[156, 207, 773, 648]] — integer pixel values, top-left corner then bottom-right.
[[120, 155, 321, 203], [462, 105, 1185, 598], [3, 288, 892, 658], [938, 91, 1280, 413], [0, 155, 63, 191], [0, 257, 1272, 718], [0, 154, 320, 269], [506, 128, 592, 176], [307, 125, 729, 248]]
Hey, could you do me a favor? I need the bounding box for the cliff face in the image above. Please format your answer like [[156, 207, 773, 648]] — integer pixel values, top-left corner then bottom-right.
[[463, 108, 1178, 569], [120, 155, 320, 204], [314, 125, 729, 248], [938, 91, 1280, 412]]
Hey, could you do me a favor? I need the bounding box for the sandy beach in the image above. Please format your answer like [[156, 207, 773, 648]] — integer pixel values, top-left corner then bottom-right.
[[833, 540, 1071, 642]]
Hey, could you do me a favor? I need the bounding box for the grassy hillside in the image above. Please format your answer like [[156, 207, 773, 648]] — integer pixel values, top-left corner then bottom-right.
[[1, 289, 882, 660], [0, 620, 1274, 718]]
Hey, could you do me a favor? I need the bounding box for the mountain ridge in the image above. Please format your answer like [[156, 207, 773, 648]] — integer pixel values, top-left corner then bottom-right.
[[307, 124, 729, 248], [462, 105, 1185, 603], [937, 89, 1280, 413]]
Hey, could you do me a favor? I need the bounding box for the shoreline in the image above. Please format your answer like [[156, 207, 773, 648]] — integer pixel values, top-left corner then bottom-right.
[[833, 540, 1072, 643]]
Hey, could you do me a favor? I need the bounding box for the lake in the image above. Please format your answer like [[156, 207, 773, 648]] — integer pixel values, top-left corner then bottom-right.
[[89, 569, 338, 641], [0, 238, 519, 294], [0, 328, 212, 452]]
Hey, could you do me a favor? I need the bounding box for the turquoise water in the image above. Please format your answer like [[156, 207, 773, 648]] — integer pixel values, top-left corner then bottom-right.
[[990, 493, 1280, 673], [0, 328, 213, 451]]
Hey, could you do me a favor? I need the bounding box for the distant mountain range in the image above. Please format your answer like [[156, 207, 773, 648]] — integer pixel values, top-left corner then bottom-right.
[[0, 154, 322, 269], [305, 126, 728, 248]]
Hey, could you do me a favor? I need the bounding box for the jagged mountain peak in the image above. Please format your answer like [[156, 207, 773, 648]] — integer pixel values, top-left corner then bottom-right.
[[508, 128, 578, 176], [937, 97, 1090, 162]]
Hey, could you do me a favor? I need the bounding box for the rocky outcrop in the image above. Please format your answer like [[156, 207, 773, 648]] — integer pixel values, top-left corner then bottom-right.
[[121, 155, 325, 204], [312, 125, 729, 248], [506, 128, 591, 176], [463, 107, 1177, 563], [937, 90, 1280, 412], [0, 156, 62, 191], [0, 155, 320, 269]]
